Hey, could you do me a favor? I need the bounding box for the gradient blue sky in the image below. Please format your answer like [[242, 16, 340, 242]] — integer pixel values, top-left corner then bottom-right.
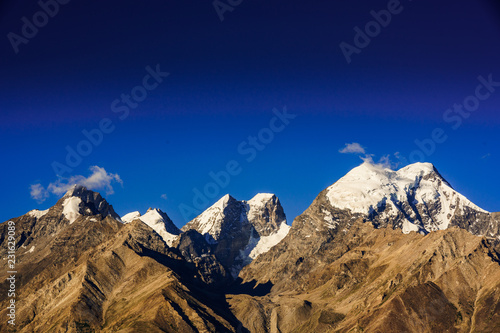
[[1, 0, 499, 227]]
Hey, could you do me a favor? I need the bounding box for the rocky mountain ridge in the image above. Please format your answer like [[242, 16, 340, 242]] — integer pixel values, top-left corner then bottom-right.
[[240, 162, 500, 293], [1, 162, 499, 332]]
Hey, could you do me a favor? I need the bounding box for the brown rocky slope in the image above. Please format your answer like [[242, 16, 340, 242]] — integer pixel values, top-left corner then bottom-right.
[[235, 221, 500, 332], [0, 189, 241, 332]]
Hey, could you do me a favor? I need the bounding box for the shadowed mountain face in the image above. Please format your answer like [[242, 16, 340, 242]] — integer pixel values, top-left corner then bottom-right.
[[181, 193, 289, 277], [0, 163, 499, 332]]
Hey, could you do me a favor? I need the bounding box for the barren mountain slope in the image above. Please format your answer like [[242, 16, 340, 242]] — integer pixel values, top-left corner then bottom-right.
[[233, 222, 500, 332]]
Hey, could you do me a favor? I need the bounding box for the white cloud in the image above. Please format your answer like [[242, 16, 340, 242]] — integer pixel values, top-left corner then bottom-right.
[[375, 155, 397, 169], [339, 142, 402, 170], [161, 194, 168, 200], [339, 142, 366, 154], [30, 183, 49, 203], [30, 166, 123, 202], [361, 154, 400, 170]]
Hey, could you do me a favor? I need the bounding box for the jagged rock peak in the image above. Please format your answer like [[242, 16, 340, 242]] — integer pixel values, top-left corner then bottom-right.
[[58, 185, 121, 223], [245, 193, 286, 237], [181, 194, 241, 242], [181, 193, 289, 277], [247, 193, 276, 205], [121, 208, 180, 246], [63, 184, 98, 199], [183, 193, 287, 238], [214, 194, 237, 208]]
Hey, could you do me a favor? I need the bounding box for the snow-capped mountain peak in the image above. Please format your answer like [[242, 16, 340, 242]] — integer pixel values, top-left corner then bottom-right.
[[247, 193, 275, 205], [182, 193, 287, 244], [325, 162, 489, 233], [397, 161, 436, 176], [181, 193, 289, 276], [121, 208, 180, 246], [215, 193, 235, 207], [181, 194, 240, 243], [122, 211, 141, 223]]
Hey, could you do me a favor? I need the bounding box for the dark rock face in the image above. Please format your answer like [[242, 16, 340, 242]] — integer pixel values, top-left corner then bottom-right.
[[60, 185, 122, 221], [184, 195, 254, 276], [246, 194, 286, 237], [181, 195, 247, 243], [177, 229, 212, 259], [175, 229, 229, 286]]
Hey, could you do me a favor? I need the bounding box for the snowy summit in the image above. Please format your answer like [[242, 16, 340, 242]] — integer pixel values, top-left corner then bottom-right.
[[326, 162, 488, 233], [121, 208, 180, 246]]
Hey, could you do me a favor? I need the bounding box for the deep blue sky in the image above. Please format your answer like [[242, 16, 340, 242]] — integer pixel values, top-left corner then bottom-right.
[[1, 0, 499, 227]]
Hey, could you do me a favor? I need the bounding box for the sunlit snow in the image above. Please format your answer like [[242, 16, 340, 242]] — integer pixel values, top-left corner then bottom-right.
[[326, 162, 488, 232], [27, 209, 49, 219], [62, 197, 82, 224]]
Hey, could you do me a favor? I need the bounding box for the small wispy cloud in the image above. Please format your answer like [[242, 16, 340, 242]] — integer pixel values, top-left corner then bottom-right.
[[30, 166, 123, 203], [30, 183, 49, 203], [362, 154, 399, 169], [482, 153, 491, 159], [161, 194, 168, 200], [339, 142, 366, 154], [340, 142, 401, 170]]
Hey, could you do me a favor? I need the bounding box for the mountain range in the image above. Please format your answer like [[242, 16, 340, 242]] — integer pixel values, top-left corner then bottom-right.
[[1, 162, 499, 332]]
